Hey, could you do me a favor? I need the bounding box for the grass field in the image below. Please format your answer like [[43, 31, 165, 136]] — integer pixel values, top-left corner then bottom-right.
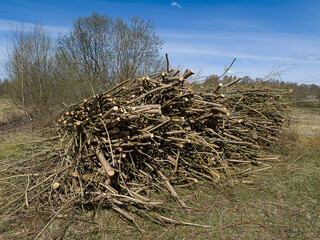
[[291, 100, 320, 109], [0, 104, 319, 239]]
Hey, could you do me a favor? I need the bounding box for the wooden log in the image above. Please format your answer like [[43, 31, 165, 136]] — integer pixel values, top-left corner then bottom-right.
[[164, 76, 184, 82], [182, 70, 195, 79], [223, 132, 243, 142], [211, 107, 229, 115], [132, 108, 162, 115], [194, 99, 223, 108], [110, 136, 130, 144], [129, 84, 172, 104], [96, 149, 115, 177], [213, 83, 223, 93], [167, 136, 191, 143], [131, 104, 161, 110], [221, 77, 242, 89], [102, 106, 119, 119], [104, 117, 121, 128], [172, 68, 181, 76], [131, 133, 154, 141], [229, 119, 243, 125]]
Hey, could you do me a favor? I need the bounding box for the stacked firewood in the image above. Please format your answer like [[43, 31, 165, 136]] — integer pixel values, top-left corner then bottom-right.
[[39, 67, 289, 219]]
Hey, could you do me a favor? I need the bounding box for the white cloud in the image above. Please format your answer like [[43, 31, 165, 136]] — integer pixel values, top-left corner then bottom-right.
[[171, 2, 182, 8], [306, 55, 317, 61]]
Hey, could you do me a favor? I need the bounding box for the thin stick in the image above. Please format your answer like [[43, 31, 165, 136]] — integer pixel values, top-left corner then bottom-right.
[[289, 153, 305, 167], [219, 58, 236, 79], [157, 170, 189, 210], [34, 196, 78, 240], [105, 79, 130, 95], [166, 52, 170, 73], [112, 204, 144, 233], [155, 213, 213, 228], [247, 166, 272, 174], [219, 219, 255, 230], [25, 174, 30, 207], [95, 149, 115, 176], [129, 84, 172, 104], [101, 120, 115, 166], [174, 150, 180, 174]]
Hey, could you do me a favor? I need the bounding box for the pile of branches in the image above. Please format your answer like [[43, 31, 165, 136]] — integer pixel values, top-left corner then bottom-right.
[[48, 67, 289, 212], [199, 84, 290, 165], [0, 65, 291, 231]]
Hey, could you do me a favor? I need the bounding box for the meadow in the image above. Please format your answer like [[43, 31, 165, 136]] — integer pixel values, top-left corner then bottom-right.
[[0, 98, 319, 239]]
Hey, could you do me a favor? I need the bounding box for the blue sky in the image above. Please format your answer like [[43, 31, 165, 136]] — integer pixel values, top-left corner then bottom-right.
[[0, 0, 320, 85]]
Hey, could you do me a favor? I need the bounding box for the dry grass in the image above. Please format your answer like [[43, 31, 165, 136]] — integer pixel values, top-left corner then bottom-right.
[[0, 107, 319, 239], [0, 98, 21, 121], [0, 98, 27, 132], [291, 108, 320, 148]]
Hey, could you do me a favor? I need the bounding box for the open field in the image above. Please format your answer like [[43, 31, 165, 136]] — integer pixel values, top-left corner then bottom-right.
[[291, 100, 320, 109], [0, 3, 320, 239], [0, 105, 319, 239]]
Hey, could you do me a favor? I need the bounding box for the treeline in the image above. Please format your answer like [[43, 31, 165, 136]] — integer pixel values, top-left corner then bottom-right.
[[0, 12, 164, 122], [1, 12, 320, 123], [203, 75, 320, 100]]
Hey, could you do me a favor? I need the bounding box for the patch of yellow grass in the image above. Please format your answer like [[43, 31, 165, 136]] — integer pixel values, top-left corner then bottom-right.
[[291, 109, 320, 148]]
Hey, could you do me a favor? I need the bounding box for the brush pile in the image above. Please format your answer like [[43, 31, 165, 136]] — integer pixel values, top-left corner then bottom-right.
[[1, 65, 291, 231], [39, 67, 290, 216]]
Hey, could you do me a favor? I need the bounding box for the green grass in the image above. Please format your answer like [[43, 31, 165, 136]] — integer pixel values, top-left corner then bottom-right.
[[0, 131, 44, 161], [0, 108, 319, 239], [291, 100, 320, 109]]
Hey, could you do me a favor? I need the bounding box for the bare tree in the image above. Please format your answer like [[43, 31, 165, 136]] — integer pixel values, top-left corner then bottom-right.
[[5, 24, 55, 121], [4, 14, 165, 122], [56, 12, 164, 98], [110, 16, 164, 80]]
